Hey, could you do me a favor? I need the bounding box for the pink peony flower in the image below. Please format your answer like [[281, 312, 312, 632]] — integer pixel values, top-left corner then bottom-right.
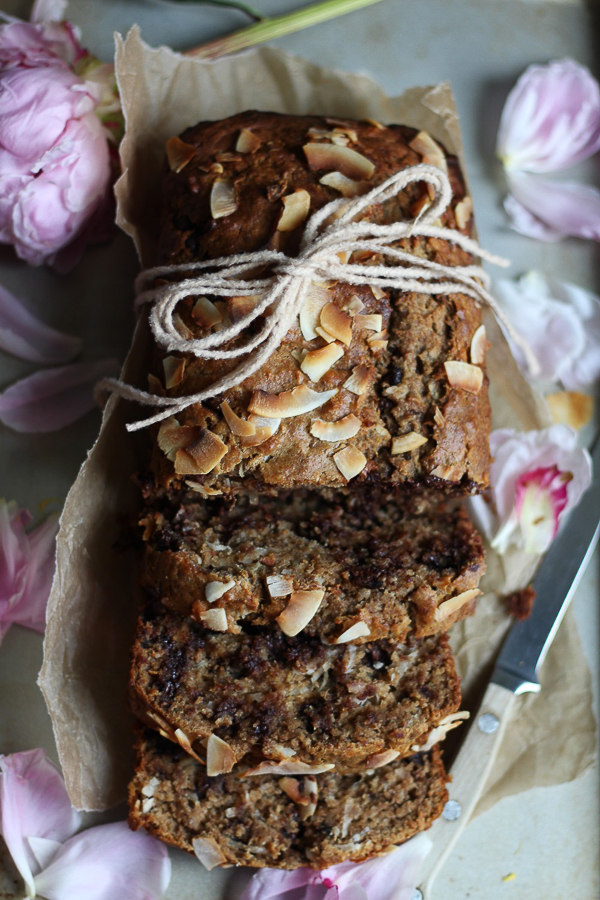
[[493, 271, 600, 389], [472, 425, 592, 555], [496, 59, 600, 242], [240, 834, 432, 900], [0, 6, 114, 268], [0, 500, 58, 645], [0, 748, 171, 900]]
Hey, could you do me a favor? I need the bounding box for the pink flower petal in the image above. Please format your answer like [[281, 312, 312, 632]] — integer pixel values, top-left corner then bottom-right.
[[0, 749, 82, 895], [514, 465, 569, 553], [472, 425, 592, 555], [30, 0, 68, 24], [33, 821, 171, 900], [497, 59, 600, 173], [0, 282, 81, 363], [241, 835, 431, 900], [505, 171, 600, 242], [0, 358, 120, 432]]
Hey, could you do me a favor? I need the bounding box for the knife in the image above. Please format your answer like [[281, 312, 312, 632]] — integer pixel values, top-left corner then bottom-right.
[[415, 435, 600, 899]]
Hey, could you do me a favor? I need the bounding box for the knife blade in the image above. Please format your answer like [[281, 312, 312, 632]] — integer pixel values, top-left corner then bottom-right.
[[416, 435, 600, 899]]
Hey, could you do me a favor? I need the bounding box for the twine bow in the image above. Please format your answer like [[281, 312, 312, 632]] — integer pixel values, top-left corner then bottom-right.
[[99, 163, 533, 431]]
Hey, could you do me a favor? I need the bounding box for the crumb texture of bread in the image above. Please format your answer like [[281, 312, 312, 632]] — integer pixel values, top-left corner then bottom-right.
[[129, 727, 449, 869], [147, 111, 490, 496]]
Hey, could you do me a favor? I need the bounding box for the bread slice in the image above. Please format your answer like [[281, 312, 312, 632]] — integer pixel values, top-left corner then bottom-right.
[[130, 599, 461, 770], [129, 726, 449, 869], [140, 487, 484, 643]]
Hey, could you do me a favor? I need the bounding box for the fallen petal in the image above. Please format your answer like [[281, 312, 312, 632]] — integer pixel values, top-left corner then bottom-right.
[[33, 821, 171, 900], [506, 171, 600, 242], [0, 284, 81, 364], [0, 358, 119, 433], [0, 749, 82, 895]]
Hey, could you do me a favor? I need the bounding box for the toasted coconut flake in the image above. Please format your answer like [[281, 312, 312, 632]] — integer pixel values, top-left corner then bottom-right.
[[147, 373, 165, 396], [299, 282, 332, 340], [266, 574, 293, 598], [236, 128, 261, 153], [185, 480, 223, 497], [391, 432, 428, 454], [174, 728, 204, 763], [301, 342, 344, 382], [430, 464, 464, 482], [279, 777, 309, 805], [370, 285, 386, 300], [228, 294, 261, 324], [334, 446, 367, 481], [192, 836, 228, 871], [299, 776, 318, 820], [141, 797, 155, 813], [242, 759, 335, 777], [455, 195, 473, 230], [434, 588, 482, 623], [220, 400, 256, 437], [470, 325, 489, 366], [335, 621, 371, 643], [248, 384, 337, 419], [192, 296, 223, 329], [166, 135, 196, 173], [147, 710, 177, 742], [320, 302, 352, 345], [444, 360, 483, 394], [546, 390, 593, 430], [157, 418, 198, 462], [343, 295, 365, 316], [433, 406, 446, 428], [278, 189, 311, 232], [212, 300, 232, 331], [205, 579, 236, 604], [304, 142, 375, 179], [355, 313, 383, 332], [162, 355, 186, 389], [291, 348, 308, 365], [364, 749, 401, 769], [141, 777, 160, 798], [412, 711, 470, 753], [210, 162, 224, 174], [337, 250, 351, 264], [365, 117, 386, 130], [175, 428, 228, 475], [367, 333, 388, 352], [241, 414, 281, 447], [173, 313, 193, 339], [276, 589, 325, 637], [198, 607, 229, 631], [315, 326, 336, 344], [319, 171, 370, 197], [311, 415, 361, 442], [207, 733, 237, 776], [409, 132, 448, 172], [344, 365, 371, 396], [210, 178, 237, 219]]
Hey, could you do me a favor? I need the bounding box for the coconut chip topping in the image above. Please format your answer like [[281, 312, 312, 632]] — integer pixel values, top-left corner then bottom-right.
[[206, 733, 237, 776], [444, 360, 483, 394], [276, 590, 325, 637], [434, 588, 482, 622], [335, 621, 371, 643], [311, 415, 361, 442], [242, 759, 335, 777], [166, 135, 196, 173], [197, 607, 228, 631], [249, 385, 337, 418], [470, 325, 489, 365], [174, 429, 228, 475], [391, 432, 428, 454], [266, 574, 294, 598], [192, 296, 223, 329], [412, 711, 470, 752], [300, 343, 344, 382], [364, 749, 401, 769], [205, 580, 236, 603], [344, 365, 372, 395], [192, 836, 228, 871], [220, 400, 256, 437], [210, 178, 237, 219], [303, 142, 375, 180], [333, 446, 367, 481], [235, 128, 261, 153], [162, 356, 186, 389], [319, 302, 353, 345], [278, 189, 311, 232]]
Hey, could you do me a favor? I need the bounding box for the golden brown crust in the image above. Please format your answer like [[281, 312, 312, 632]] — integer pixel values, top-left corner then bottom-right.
[[128, 726, 449, 869], [147, 111, 490, 496]]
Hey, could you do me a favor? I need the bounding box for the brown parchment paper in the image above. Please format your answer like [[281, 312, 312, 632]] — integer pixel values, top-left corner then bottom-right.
[[39, 27, 596, 819]]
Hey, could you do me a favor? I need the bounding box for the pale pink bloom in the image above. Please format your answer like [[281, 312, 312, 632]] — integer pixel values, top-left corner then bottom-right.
[[0, 12, 112, 268], [241, 834, 432, 900], [504, 171, 600, 242], [0, 358, 119, 432], [472, 426, 592, 555], [497, 59, 600, 242], [0, 749, 171, 900], [493, 271, 600, 389], [497, 59, 600, 173], [0, 500, 58, 644], [0, 282, 81, 364]]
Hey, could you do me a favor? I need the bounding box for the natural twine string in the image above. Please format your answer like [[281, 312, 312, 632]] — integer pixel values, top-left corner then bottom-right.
[[98, 163, 535, 431]]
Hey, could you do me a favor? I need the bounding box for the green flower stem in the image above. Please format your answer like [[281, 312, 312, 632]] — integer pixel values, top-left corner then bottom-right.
[[185, 0, 387, 59]]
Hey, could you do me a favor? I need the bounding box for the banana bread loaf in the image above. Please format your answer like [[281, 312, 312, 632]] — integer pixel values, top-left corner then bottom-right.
[[129, 726, 449, 869], [146, 111, 490, 496]]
